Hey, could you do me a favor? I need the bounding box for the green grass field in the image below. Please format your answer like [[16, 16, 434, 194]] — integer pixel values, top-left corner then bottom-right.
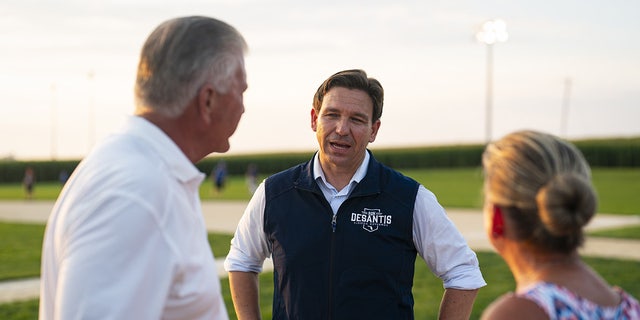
[[2, 167, 639, 214], [588, 225, 640, 239], [0, 223, 46, 281], [2, 229, 639, 320], [1, 168, 639, 318], [401, 168, 640, 214]]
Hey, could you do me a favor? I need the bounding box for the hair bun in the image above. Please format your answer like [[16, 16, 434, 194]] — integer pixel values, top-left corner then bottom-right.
[[535, 173, 597, 237]]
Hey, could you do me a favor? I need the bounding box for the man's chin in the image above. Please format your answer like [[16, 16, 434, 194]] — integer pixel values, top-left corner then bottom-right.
[[211, 141, 231, 154]]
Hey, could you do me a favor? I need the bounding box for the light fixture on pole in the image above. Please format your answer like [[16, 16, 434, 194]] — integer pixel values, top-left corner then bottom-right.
[[476, 19, 508, 143]]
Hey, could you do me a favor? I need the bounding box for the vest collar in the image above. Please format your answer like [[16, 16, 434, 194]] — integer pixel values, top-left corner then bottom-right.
[[295, 150, 382, 198]]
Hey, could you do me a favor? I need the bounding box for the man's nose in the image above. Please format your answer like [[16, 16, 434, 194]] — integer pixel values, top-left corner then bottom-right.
[[335, 118, 349, 135]]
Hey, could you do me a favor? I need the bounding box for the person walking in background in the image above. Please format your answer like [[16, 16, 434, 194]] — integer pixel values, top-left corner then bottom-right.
[[23, 166, 35, 200], [245, 163, 258, 194], [58, 169, 69, 184], [40, 16, 248, 320], [480, 130, 640, 319], [225, 69, 485, 319], [212, 159, 228, 194]]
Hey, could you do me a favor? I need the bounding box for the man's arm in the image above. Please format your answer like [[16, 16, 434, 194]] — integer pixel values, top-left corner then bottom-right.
[[439, 288, 479, 320], [229, 271, 261, 320]]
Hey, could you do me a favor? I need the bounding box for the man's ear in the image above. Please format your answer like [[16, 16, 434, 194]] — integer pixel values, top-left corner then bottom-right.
[[492, 205, 505, 237], [198, 85, 216, 124], [310, 108, 318, 132], [369, 119, 381, 143]]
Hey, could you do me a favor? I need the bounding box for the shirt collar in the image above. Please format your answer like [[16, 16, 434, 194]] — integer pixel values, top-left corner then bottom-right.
[[313, 151, 370, 189], [120, 115, 204, 184]]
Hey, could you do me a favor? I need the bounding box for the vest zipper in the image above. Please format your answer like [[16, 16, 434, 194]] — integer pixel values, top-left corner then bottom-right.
[[328, 215, 337, 320], [331, 213, 337, 232]]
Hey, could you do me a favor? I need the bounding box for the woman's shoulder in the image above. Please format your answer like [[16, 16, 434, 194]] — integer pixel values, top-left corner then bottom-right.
[[481, 292, 548, 320], [613, 287, 640, 318]]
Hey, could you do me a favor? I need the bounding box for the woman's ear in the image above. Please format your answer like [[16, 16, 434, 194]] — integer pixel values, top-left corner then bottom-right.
[[492, 205, 505, 237]]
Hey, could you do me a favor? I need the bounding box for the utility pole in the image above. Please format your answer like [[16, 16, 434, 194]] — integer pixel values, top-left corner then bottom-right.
[[560, 77, 572, 138]]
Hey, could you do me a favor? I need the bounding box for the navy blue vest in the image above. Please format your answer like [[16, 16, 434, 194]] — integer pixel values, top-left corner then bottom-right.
[[264, 153, 420, 319]]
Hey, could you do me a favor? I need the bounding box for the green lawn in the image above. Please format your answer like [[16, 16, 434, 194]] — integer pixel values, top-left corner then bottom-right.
[[401, 167, 640, 215], [590, 169, 640, 214], [3, 250, 639, 320], [401, 168, 485, 208], [0, 223, 45, 281], [1, 168, 639, 318], [3, 168, 638, 214], [588, 225, 640, 239]]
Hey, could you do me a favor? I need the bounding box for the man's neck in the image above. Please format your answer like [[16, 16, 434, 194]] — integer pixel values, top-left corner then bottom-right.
[[317, 153, 367, 191], [137, 112, 199, 163]]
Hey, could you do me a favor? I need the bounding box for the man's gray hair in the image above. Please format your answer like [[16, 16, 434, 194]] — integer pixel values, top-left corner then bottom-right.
[[134, 16, 247, 117]]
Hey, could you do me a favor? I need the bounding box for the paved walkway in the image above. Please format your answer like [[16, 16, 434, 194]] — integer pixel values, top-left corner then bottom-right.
[[1, 200, 639, 304]]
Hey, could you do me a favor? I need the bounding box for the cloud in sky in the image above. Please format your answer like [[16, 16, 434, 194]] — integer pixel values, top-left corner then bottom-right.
[[1, 0, 639, 160]]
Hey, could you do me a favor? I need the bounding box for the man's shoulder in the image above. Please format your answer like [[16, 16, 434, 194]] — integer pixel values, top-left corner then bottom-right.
[[77, 138, 172, 190], [267, 161, 310, 182], [373, 161, 419, 187], [264, 161, 315, 199]]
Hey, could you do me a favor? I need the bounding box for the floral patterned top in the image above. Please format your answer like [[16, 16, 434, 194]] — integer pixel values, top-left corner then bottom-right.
[[517, 282, 640, 319]]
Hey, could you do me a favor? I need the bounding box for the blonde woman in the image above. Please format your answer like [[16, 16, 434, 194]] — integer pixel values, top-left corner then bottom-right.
[[481, 130, 640, 319]]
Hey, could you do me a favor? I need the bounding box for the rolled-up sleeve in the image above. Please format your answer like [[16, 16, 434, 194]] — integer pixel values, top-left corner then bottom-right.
[[413, 185, 487, 289], [224, 182, 271, 273]]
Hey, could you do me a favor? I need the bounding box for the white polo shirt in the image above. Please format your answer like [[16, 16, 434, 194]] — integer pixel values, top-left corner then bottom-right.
[[40, 116, 228, 320]]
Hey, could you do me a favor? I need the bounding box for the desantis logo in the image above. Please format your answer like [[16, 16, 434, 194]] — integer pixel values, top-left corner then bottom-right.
[[350, 208, 392, 232]]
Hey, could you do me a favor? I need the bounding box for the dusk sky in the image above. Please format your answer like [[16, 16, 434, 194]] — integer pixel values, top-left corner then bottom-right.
[[2, 0, 639, 160]]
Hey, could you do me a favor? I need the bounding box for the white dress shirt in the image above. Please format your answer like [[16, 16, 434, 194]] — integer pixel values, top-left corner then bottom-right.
[[40, 116, 228, 320]]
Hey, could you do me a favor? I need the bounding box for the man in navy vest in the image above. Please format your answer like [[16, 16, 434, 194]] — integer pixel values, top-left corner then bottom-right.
[[225, 69, 486, 319]]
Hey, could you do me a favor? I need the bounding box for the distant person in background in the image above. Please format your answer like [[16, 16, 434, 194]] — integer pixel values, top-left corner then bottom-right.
[[58, 169, 69, 184], [245, 163, 258, 194], [212, 159, 228, 194], [23, 166, 35, 200], [480, 130, 640, 319], [225, 69, 485, 319], [40, 16, 248, 320]]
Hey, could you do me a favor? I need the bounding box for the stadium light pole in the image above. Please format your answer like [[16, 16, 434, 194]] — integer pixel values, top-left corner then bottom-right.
[[476, 19, 508, 143], [560, 77, 572, 138], [50, 83, 57, 160]]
